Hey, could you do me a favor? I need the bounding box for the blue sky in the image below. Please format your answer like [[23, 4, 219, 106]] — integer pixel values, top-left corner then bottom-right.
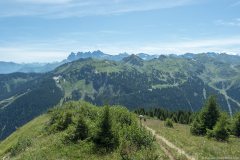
[[0, 0, 240, 62]]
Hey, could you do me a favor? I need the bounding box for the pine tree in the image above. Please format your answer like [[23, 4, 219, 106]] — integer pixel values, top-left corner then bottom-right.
[[190, 114, 206, 135], [201, 96, 220, 130], [232, 112, 240, 137], [179, 114, 186, 124], [94, 106, 119, 151], [74, 117, 89, 141], [207, 113, 229, 141], [191, 96, 220, 136]]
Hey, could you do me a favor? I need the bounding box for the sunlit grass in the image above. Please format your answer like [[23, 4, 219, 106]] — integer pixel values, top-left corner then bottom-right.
[[145, 119, 240, 159]]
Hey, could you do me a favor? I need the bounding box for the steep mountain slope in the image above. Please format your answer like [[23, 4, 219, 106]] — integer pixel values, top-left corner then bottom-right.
[[0, 53, 240, 140], [0, 73, 63, 140], [0, 73, 40, 102]]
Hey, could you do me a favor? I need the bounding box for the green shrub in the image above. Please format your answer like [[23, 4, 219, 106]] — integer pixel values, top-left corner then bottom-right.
[[126, 125, 154, 149], [206, 129, 214, 139], [232, 112, 240, 137], [135, 146, 160, 160], [10, 137, 32, 156], [120, 139, 137, 160], [110, 106, 135, 128], [165, 118, 174, 128], [190, 115, 206, 136], [65, 116, 89, 142], [48, 111, 73, 132], [120, 138, 157, 160]]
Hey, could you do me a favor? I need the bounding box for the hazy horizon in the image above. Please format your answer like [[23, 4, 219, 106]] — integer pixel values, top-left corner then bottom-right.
[[1, 0, 240, 62], [1, 51, 240, 64]]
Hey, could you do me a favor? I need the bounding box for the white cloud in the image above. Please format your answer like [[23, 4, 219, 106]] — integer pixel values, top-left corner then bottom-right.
[[88, 37, 240, 55], [0, 46, 67, 63], [0, 0, 196, 18], [135, 37, 240, 55], [1, 37, 240, 63], [215, 19, 240, 27], [15, 0, 72, 5]]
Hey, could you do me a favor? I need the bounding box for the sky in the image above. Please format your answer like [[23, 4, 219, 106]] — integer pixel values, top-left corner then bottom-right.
[[0, 0, 240, 63]]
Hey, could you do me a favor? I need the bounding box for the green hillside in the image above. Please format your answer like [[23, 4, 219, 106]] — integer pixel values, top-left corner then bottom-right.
[[0, 101, 164, 160], [1, 53, 240, 140], [54, 55, 240, 113]]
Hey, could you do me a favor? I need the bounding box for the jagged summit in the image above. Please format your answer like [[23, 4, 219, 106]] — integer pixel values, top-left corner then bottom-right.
[[67, 50, 106, 61], [67, 50, 161, 62]]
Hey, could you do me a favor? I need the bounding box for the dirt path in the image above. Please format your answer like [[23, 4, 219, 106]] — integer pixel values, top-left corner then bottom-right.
[[144, 125, 196, 160], [157, 139, 175, 160]]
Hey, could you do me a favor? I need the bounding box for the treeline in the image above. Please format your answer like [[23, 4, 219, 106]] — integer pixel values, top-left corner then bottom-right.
[[135, 96, 240, 142], [134, 108, 193, 124]]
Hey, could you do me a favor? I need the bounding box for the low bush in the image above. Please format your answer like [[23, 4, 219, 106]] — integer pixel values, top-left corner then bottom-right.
[[65, 116, 89, 142], [48, 111, 73, 132], [10, 137, 32, 156], [190, 115, 206, 136], [120, 138, 158, 160], [165, 118, 174, 128]]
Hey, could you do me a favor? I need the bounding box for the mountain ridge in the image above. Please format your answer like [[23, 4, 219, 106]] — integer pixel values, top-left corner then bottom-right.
[[1, 51, 240, 74]]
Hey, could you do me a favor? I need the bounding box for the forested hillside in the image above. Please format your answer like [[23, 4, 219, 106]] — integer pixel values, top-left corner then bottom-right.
[[1, 53, 240, 140], [55, 53, 240, 114], [0, 74, 63, 140]]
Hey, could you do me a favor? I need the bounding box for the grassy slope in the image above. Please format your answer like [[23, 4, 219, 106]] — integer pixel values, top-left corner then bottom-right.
[[0, 114, 121, 160], [0, 115, 49, 156], [0, 103, 168, 160], [145, 119, 240, 159], [0, 115, 110, 160]]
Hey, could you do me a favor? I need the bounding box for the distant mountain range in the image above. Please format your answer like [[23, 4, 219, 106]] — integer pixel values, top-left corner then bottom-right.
[[0, 50, 159, 74], [0, 61, 65, 74], [1, 50, 240, 74], [67, 50, 159, 61]]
